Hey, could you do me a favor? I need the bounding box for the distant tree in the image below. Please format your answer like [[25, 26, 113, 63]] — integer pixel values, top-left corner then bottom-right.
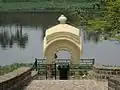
[[2, 0, 6, 3], [26, 0, 29, 2]]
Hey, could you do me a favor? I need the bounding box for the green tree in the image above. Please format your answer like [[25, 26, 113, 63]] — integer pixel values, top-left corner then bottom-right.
[[87, 0, 120, 40]]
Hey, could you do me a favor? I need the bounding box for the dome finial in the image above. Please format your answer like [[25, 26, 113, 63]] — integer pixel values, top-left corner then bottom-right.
[[58, 14, 67, 24]]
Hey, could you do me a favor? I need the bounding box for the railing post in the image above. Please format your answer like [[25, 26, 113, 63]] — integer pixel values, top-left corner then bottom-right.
[[35, 58, 38, 71], [54, 63, 56, 80], [92, 58, 95, 65], [46, 65, 47, 80]]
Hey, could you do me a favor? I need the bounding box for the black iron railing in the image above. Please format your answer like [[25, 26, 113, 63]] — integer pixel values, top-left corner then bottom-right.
[[35, 58, 95, 65], [33, 58, 95, 80]]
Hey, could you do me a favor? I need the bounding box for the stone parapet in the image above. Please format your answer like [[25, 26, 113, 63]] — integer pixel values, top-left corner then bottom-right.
[[0, 67, 32, 90], [108, 76, 120, 90]]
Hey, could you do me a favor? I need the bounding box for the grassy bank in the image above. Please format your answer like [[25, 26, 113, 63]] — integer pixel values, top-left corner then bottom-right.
[[0, 63, 32, 76]]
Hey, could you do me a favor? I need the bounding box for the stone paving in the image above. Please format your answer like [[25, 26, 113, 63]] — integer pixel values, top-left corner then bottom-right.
[[25, 80, 108, 90]]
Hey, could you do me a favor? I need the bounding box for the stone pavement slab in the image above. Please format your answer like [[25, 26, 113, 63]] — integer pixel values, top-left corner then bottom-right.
[[25, 80, 108, 90]]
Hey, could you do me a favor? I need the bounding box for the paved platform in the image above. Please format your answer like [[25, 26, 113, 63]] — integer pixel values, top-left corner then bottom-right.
[[25, 80, 108, 90]]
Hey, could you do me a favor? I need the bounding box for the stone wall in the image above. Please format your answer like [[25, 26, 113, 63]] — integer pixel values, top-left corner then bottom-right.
[[0, 67, 32, 90], [92, 66, 120, 81], [108, 76, 120, 90]]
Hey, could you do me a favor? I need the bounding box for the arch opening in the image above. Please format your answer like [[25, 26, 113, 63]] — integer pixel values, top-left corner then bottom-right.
[[56, 50, 71, 59], [44, 39, 80, 64], [54, 48, 72, 64]]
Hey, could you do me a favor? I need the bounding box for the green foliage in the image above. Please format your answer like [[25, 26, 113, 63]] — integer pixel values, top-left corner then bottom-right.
[[0, 0, 101, 12], [0, 63, 32, 76], [105, 0, 120, 31], [0, 0, 100, 3], [87, 0, 120, 40], [88, 18, 111, 32]]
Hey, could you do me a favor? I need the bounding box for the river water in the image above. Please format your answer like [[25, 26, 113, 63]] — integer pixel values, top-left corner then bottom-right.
[[0, 12, 120, 66]]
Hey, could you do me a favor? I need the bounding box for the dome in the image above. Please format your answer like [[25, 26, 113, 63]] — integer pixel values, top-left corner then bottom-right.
[[45, 15, 80, 37]]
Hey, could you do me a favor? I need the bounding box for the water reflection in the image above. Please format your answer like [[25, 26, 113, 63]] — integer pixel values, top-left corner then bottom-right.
[[0, 12, 120, 66], [84, 31, 101, 44], [0, 25, 28, 49], [0, 24, 102, 50]]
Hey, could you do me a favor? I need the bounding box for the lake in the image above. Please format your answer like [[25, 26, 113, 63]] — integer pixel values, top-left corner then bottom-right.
[[0, 12, 120, 66]]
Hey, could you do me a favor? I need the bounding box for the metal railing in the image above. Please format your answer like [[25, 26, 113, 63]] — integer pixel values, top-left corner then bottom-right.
[[35, 58, 95, 64], [32, 58, 95, 80]]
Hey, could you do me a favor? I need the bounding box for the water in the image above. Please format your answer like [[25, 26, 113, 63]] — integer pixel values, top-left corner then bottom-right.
[[0, 12, 120, 66]]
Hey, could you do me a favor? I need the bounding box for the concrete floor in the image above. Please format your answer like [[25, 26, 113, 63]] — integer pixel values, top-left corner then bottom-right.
[[25, 80, 108, 90]]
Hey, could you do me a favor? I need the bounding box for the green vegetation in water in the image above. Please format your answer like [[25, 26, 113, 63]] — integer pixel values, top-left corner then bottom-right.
[[0, 0, 103, 25], [0, 0, 102, 27], [0, 0, 100, 12], [0, 63, 32, 76]]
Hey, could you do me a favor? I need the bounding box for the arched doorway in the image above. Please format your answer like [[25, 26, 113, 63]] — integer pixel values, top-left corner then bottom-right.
[[56, 50, 71, 59], [44, 39, 81, 64], [54, 50, 71, 80], [44, 39, 80, 79], [54, 48, 72, 63]]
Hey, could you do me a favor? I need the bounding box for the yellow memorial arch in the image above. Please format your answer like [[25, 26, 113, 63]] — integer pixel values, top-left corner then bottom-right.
[[43, 15, 83, 64]]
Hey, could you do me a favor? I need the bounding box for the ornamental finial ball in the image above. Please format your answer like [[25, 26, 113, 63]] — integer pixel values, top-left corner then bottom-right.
[[58, 14, 67, 24]]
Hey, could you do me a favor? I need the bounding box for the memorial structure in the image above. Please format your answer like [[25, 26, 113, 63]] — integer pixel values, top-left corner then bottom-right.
[[43, 14, 83, 64], [43, 14, 83, 79]]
